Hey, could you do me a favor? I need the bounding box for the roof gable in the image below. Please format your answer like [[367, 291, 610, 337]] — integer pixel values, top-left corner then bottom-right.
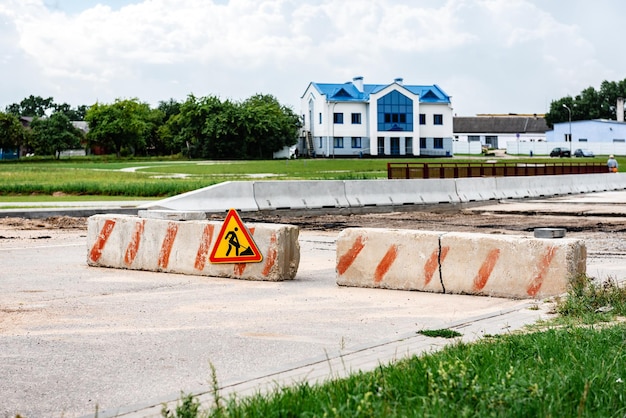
[[310, 80, 450, 104]]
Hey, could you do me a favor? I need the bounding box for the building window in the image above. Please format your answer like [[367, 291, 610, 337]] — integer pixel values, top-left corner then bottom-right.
[[351, 137, 362, 148], [613, 139, 625, 143], [433, 114, 443, 125], [434, 138, 443, 149], [333, 113, 343, 124], [485, 136, 498, 148], [377, 137, 384, 154], [468, 135, 480, 142], [351, 113, 361, 124], [419, 114, 426, 125], [578, 138, 587, 142], [334, 137, 344, 148], [406, 137, 413, 154], [318, 138, 323, 148], [377, 90, 413, 131], [420, 137, 427, 148], [319, 113, 322, 124]]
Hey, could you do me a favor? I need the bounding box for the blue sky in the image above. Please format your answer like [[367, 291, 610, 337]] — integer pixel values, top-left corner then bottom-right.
[[1, 0, 625, 117]]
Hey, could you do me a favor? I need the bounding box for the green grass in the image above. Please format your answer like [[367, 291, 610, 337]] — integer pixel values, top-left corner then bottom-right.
[[0, 155, 617, 199], [166, 325, 626, 418]]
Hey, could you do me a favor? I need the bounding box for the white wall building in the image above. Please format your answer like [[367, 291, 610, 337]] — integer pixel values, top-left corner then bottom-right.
[[299, 77, 454, 157], [453, 115, 548, 151]]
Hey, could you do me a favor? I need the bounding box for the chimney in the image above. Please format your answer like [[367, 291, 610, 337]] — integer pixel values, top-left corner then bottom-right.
[[618, 97, 624, 122], [353, 76, 363, 92], [394, 77, 403, 85]]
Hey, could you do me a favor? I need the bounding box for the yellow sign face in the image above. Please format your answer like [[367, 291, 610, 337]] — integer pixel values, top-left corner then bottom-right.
[[209, 209, 263, 263]]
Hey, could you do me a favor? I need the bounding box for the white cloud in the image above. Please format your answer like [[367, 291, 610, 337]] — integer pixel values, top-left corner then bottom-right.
[[1, 0, 626, 115]]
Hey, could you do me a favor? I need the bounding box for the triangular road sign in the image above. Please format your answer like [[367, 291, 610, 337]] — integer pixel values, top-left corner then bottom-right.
[[209, 208, 263, 264]]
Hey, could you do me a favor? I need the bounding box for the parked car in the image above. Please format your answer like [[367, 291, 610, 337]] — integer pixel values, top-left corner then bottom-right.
[[550, 147, 571, 157], [574, 148, 595, 157]]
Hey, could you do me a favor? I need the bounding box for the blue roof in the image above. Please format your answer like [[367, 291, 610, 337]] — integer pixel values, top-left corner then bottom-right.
[[308, 81, 451, 104]]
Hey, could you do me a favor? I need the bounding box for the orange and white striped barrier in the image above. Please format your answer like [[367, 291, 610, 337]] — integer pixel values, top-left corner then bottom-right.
[[87, 214, 300, 281], [336, 228, 586, 299]]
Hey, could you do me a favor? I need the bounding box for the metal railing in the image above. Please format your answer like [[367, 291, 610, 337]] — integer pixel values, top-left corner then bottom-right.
[[387, 162, 608, 179]]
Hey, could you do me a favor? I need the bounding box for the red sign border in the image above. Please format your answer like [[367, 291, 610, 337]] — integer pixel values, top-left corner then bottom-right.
[[209, 208, 263, 264]]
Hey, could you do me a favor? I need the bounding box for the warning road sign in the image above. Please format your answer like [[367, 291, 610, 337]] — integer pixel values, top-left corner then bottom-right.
[[209, 209, 263, 263]]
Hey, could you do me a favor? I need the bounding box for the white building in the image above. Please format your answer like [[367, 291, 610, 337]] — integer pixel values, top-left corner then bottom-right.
[[299, 77, 454, 157], [453, 114, 548, 150]]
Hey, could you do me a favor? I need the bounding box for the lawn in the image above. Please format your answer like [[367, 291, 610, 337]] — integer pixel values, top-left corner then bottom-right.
[[0, 155, 613, 199]]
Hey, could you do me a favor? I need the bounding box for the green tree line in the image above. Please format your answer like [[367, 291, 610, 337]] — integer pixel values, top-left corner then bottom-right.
[[0, 93, 301, 160], [545, 78, 626, 127]]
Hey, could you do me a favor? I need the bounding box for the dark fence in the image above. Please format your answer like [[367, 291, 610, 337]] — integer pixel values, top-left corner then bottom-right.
[[388, 162, 608, 179]]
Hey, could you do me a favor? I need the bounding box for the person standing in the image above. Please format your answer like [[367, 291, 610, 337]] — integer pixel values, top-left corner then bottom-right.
[[607, 155, 618, 173]]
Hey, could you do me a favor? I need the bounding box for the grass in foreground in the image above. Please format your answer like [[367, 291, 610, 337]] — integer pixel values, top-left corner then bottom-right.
[[162, 275, 626, 417]]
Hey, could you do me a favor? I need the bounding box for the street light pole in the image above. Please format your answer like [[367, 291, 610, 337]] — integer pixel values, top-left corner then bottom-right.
[[562, 104, 572, 154]]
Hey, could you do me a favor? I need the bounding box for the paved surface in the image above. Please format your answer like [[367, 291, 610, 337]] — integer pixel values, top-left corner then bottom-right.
[[1, 192, 626, 417]]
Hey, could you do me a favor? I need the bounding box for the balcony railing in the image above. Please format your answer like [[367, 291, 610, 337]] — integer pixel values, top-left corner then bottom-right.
[[387, 162, 608, 179]]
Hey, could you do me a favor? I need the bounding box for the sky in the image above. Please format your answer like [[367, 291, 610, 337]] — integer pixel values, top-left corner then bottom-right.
[[1, 0, 625, 117]]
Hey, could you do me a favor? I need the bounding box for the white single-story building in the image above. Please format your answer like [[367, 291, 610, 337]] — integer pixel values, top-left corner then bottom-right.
[[454, 114, 548, 150], [299, 76, 454, 157], [502, 119, 626, 156]]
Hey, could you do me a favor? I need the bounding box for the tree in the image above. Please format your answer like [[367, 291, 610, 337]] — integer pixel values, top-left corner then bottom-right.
[[54, 103, 89, 121], [239, 94, 301, 159], [164, 95, 232, 158], [165, 94, 302, 160], [545, 78, 626, 127], [0, 112, 27, 155], [29, 113, 82, 159], [5, 95, 55, 117], [85, 98, 151, 157], [5, 96, 88, 121]]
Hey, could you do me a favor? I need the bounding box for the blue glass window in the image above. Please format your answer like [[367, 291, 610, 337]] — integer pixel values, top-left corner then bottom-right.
[[377, 91, 413, 131]]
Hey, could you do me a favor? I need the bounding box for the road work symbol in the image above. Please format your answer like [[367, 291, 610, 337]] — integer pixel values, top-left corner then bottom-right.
[[209, 208, 262, 263]]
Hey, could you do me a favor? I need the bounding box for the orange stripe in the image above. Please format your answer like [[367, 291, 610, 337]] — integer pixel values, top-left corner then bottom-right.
[[336, 235, 366, 275], [194, 224, 215, 271], [424, 246, 449, 286], [527, 246, 557, 296], [262, 233, 278, 276], [233, 227, 255, 277], [124, 220, 145, 266], [374, 245, 398, 283], [158, 223, 179, 269], [472, 248, 501, 291], [89, 219, 116, 262]]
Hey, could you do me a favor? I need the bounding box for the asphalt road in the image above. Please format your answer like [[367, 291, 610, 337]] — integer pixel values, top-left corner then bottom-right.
[[2, 192, 626, 417], [1, 227, 546, 418]]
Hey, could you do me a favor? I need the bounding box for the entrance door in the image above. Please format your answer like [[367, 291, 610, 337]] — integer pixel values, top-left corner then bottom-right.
[[377, 137, 384, 155], [390, 137, 400, 155]]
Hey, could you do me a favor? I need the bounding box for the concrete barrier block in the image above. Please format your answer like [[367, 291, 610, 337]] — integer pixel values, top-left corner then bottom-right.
[[254, 180, 348, 210], [336, 228, 447, 292], [454, 177, 501, 202], [141, 181, 258, 212], [439, 232, 586, 299], [336, 227, 586, 299], [87, 214, 300, 281], [344, 179, 459, 207], [493, 176, 533, 199], [605, 173, 626, 191]]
